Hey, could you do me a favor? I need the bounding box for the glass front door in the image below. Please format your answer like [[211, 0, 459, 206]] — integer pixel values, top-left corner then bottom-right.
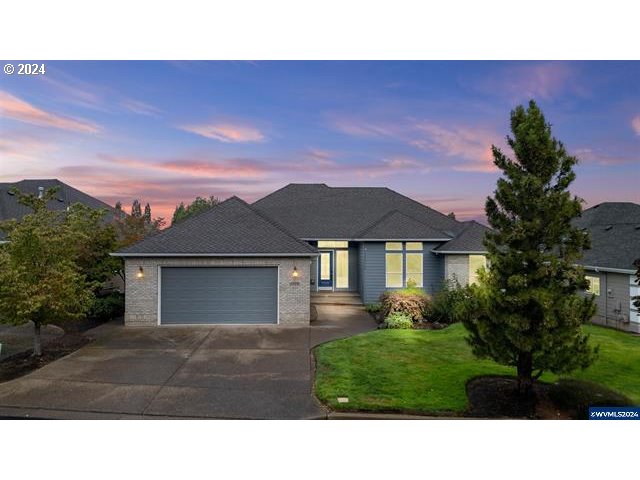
[[318, 251, 333, 288]]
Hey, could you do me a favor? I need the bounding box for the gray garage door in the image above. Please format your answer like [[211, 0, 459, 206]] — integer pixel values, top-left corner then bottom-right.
[[160, 267, 278, 324]]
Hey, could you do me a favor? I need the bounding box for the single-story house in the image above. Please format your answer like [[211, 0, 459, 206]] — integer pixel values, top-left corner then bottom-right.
[[113, 183, 489, 326], [574, 202, 640, 333]]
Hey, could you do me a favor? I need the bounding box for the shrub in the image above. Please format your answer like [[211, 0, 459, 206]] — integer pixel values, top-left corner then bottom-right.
[[383, 312, 413, 329], [429, 279, 476, 324], [379, 289, 430, 322], [365, 303, 382, 314], [88, 292, 125, 322]]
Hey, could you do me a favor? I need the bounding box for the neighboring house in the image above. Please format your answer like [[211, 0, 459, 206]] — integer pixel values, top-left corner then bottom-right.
[[114, 184, 490, 326], [0, 178, 119, 240], [0, 178, 123, 291], [574, 202, 640, 333]]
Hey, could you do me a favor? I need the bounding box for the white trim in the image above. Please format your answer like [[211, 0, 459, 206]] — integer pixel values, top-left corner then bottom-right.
[[582, 265, 636, 274], [112, 252, 317, 258], [157, 265, 280, 326]]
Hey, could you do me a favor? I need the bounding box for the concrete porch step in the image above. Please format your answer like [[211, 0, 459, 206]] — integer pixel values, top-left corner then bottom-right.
[[311, 292, 363, 306]]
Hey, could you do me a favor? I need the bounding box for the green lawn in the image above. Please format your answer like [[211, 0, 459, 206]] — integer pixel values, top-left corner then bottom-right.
[[314, 323, 640, 415]]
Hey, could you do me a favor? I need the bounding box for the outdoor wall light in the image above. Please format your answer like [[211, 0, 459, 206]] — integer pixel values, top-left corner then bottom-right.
[[136, 266, 144, 279], [292, 266, 300, 278]]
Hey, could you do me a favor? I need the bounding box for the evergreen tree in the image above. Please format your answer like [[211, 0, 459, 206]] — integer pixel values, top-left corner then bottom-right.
[[172, 202, 186, 225], [462, 100, 597, 394], [131, 199, 142, 217], [143, 203, 152, 225]]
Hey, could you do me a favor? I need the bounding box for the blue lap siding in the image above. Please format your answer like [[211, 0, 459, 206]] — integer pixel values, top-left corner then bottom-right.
[[358, 242, 444, 304]]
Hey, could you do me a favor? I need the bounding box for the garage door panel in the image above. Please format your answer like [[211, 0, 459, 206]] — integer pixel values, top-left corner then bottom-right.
[[160, 267, 278, 324]]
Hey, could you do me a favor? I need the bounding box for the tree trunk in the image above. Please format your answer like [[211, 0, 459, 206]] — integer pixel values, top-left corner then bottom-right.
[[516, 353, 533, 397], [33, 322, 42, 357]]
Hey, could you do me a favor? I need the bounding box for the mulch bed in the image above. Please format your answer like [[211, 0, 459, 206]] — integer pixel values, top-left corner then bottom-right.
[[466, 375, 633, 419], [0, 333, 92, 383]]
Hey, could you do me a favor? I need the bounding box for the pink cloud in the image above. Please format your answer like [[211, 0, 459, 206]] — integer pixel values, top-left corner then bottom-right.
[[98, 154, 267, 179], [160, 160, 265, 178], [0, 91, 99, 133], [412, 122, 498, 172], [632, 116, 640, 136], [179, 122, 265, 142]]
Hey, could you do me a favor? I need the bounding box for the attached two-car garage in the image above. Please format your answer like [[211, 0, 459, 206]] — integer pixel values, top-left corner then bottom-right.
[[159, 267, 278, 325]]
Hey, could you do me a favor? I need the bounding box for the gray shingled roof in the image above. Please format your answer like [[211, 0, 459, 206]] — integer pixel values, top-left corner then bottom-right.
[[573, 202, 640, 271], [433, 221, 490, 253], [252, 184, 462, 240], [357, 210, 450, 240], [0, 179, 117, 240], [115, 196, 317, 256]]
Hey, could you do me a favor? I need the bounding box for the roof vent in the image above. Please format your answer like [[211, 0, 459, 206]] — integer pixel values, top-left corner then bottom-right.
[[604, 225, 612, 231], [635, 225, 640, 230], [38, 186, 44, 199], [7, 190, 15, 196]]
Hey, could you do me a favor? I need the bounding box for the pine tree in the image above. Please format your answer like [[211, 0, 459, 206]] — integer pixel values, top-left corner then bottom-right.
[[131, 199, 142, 217], [462, 100, 597, 394]]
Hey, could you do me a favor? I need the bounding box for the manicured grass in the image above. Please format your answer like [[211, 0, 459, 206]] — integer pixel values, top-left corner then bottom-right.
[[314, 323, 640, 415]]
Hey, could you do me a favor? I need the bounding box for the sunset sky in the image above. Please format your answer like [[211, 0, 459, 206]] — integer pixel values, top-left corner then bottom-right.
[[1, 60, 638, 222]]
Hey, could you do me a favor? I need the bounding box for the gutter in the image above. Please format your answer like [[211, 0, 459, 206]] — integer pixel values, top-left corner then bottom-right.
[[581, 265, 635, 275]]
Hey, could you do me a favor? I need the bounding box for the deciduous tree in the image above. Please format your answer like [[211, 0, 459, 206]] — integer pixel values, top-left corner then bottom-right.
[[0, 188, 94, 356]]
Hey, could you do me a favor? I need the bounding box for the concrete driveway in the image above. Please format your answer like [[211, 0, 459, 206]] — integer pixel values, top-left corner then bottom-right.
[[0, 305, 376, 419]]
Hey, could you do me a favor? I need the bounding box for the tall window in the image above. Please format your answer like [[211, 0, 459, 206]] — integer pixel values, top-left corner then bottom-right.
[[468, 255, 487, 285], [406, 253, 423, 287], [336, 250, 349, 289], [585, 275, 600, 296], [385, 253, 403, 287]]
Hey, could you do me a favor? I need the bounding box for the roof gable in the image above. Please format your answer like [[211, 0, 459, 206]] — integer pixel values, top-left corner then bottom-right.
[[357, 210, 450, 240], [115, 196, 317, 256], [433, 221, 490, 253]]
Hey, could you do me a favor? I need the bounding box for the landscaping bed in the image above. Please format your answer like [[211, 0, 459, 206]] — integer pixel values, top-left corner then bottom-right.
[[314, 323, 640, 418], [466, 376, 632, 419], [0, 333, 92, 383]]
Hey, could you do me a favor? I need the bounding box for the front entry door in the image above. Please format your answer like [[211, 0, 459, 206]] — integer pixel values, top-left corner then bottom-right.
[[318, 250, 334, 289]]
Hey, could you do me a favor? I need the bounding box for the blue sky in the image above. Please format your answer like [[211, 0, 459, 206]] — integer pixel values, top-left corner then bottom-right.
[[1, 61, 638, 221]]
